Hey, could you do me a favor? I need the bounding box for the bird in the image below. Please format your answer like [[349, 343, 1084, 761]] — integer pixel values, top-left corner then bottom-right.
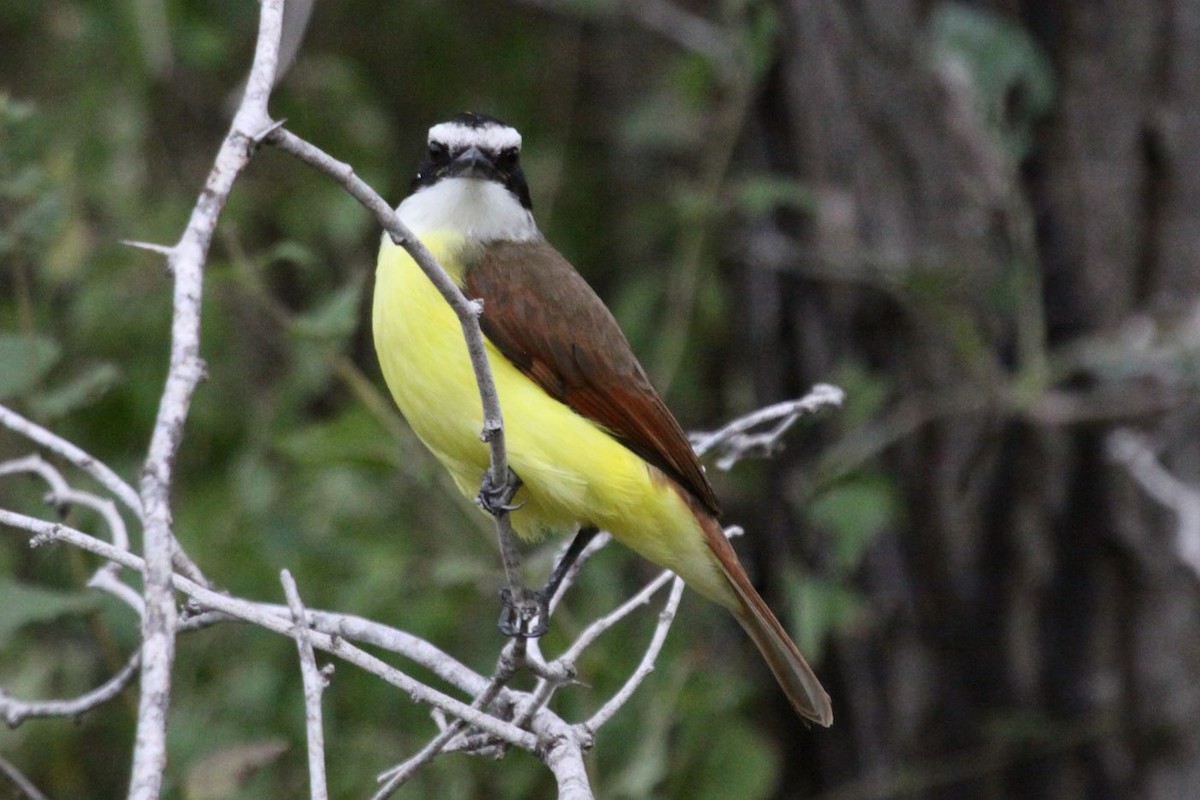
[[372, 112, 832, 726]]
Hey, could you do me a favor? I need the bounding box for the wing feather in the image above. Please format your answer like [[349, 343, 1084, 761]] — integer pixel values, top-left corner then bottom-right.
[[463, 240, 721, 516]]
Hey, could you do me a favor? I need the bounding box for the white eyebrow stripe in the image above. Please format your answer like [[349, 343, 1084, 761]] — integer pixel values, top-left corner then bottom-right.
[[428, 121, 522, 153]]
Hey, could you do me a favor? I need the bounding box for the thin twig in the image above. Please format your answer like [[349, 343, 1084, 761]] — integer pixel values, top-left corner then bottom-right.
[[0, 2, 846, 790], [0, 754, 50, 800], [558, 569, 676, 666], [281, 570, 329, 800], [143, 602, 495, 699], [0, 455, 142, 611], [0, 651, 141, 727], [690, 383, 846, 468], [371, 725, 462, 800], [299, 609, 489, 694], [0, 386, 835, 794], [546, 532, 612, 615], [0, 511, 539, 752], [585, 575, 685, 731], [372, 674, 510, 800], [509, 567, 677, 726], [1108, 429, 1200, 580], [128, 2, 284, 797], [0, 403, 141, 519]]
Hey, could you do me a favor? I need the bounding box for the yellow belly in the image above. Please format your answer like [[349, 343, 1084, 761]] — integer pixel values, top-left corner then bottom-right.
[[372, 233, 731, 601]]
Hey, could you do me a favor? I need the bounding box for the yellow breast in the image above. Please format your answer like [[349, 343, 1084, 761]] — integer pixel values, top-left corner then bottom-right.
[[372, 233, 731, 602]]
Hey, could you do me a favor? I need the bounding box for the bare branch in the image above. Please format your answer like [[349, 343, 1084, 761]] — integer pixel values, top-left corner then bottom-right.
[[128, 1, 285, 796], [532, 718, 593, 800], [546, 532, 612, 615], [0, 403, 141, 518], [559, 569, 677, 666], [281, 570, 329, 800], [1108, 429, 1200, 580], [120, 239, 176, 257], [506, 565, 679, 729], [373, 673, 511, 800], [0, 652, 141, 727], [0, 755, 49, 800], [0, 512, 540, 752], [0, 384, 834, 795], [0, 455, 129, 548], [299, 610, 489, 694], [585, 575, 686, 731], [691, 383, 845, 469], [0, 458, 148, 729], [0, 1, 846, 792], [0, 454, 141, 611]]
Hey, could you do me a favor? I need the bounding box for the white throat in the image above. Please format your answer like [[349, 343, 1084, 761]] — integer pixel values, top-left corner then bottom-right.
[[397, 177, 540, 244]]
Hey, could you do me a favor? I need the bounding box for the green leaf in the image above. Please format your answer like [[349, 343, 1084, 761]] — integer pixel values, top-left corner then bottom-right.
[[785, 571, 866, 663], [0, 332, 60, 399], [0, 579, 101, 646], [262, 240, 319, 272], [611, 271, 666, 355], [671, 185, 722, 224], [929, 4, 1055, 159], [831, 360, 892, 428], [28, 362, 121, 419], [807, 476, 900, 573], [288, 274, 365, 343], [677, 718, 779, 800], [740, 3, 780, 81], [273, 406, 397, 468], [731, 175, 817, 216], [607, 672, 677, 799]]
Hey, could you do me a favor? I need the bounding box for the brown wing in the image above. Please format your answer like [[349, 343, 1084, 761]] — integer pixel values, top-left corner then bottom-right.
[[463, 239, 720, 516]]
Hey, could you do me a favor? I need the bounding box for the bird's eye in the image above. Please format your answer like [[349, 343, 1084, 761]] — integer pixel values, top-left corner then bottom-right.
[[496, 147, 519, 170], [428, 141, 449, 162]]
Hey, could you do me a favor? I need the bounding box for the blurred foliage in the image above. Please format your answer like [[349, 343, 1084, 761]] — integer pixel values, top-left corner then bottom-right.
[[790, 474, 898, 661], [929, 2, 1055, 160], [0, 1, 861, 798]]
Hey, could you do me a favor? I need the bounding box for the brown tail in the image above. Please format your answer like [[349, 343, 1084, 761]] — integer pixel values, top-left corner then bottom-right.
[[699, 512, 833, 726]]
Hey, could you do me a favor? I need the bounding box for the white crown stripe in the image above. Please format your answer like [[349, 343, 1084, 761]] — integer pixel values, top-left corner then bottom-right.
[[427, 122, 522, 153]]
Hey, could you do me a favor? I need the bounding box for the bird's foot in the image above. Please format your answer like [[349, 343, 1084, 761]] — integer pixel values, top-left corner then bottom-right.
[[498, 586, 549, 639], [477, 467, 523, 517]]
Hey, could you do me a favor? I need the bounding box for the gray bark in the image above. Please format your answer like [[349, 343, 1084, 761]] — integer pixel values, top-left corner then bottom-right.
[[731, 2, 1200, 797]]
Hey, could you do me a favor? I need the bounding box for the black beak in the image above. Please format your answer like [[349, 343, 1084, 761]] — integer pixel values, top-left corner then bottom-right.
[[447, 146, 497, 180]]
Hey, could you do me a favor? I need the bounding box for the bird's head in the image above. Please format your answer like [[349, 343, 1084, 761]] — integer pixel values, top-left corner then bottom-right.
[[399, 113, 539, 244]]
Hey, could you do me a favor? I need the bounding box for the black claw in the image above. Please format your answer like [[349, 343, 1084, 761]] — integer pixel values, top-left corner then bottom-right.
[[498, 587, 549, 639], [478, 468, 524, 517]]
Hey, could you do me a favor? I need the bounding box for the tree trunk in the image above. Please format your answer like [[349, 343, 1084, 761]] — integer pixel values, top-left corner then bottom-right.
[[731, 2, 1200, 797]]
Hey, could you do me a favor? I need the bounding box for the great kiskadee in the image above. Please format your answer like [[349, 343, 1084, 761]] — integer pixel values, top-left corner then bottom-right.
[[372, 112, 832, 726]]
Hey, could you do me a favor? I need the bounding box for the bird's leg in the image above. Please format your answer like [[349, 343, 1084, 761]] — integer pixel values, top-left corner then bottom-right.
[[480, 466, 542, 637], [540, 525, 600, 604], [497, 526, 600, 639]]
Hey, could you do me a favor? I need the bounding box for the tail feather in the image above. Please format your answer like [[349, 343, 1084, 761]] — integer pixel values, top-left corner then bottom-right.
[[699, 512, 833, 727]]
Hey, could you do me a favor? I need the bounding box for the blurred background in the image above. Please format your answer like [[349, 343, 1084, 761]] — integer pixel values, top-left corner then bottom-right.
[[3, 1, 1200, 798]]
